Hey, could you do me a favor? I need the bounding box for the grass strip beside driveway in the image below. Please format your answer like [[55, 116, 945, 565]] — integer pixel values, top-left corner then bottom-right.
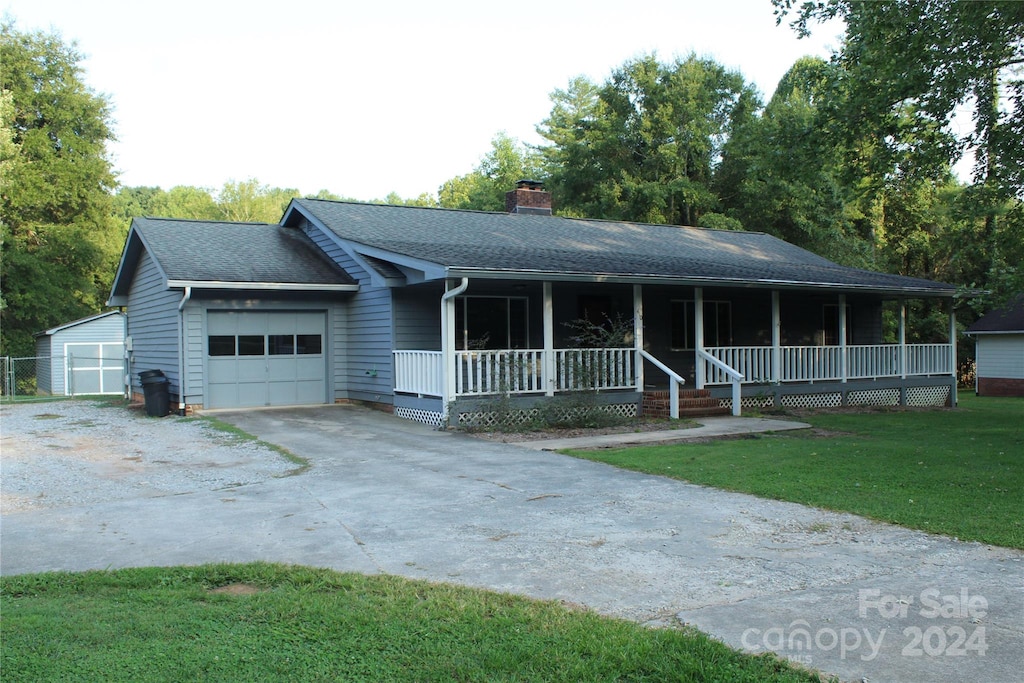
[[567, 394, 1023, 549], [0, 563, 822, 683]]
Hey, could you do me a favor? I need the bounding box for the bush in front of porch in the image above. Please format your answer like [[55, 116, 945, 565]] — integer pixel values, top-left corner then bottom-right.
[[455, 390, 636, 432]]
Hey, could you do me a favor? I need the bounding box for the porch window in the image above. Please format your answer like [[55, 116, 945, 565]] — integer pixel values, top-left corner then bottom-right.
[[670, 300, 732, 349], [455, 296, 528, 350], [822, 304, 853, 346]]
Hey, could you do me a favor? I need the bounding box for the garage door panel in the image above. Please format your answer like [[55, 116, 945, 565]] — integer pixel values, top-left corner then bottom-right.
[[268, 357, 297, 381], [209, 384, 238, 408], [237, 358, 269, 382], [268, 314, 297, 334], [208, 315, 237, 335], [295, 379, 325, 403], [295, 357, 324, 381]]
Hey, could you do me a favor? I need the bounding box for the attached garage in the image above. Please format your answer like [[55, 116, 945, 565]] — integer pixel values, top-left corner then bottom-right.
[[107, 218, 357, 413], [206, 311, 328, 408]]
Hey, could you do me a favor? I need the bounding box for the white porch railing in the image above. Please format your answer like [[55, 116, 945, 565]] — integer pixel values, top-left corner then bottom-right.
[[394, 348, 636, 397], [553, 348, 635, 392], [639, 350, 688, 419], [696, 349, 743, 416], [455, 349, 546, 395], [702, 343, 953, 385], [393, 350, 443, 396]]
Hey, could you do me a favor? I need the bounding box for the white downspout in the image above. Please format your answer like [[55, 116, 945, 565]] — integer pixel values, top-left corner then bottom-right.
[[177, 286, 192, 414], [440, 278, 469, 423]]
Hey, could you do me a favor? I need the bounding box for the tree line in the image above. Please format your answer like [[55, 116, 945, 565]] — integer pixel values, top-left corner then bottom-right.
[[3, 2, 1022, 357]]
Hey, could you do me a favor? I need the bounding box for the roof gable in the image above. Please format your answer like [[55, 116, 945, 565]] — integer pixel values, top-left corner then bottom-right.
[[285, 198, 955, 296], [109, 217, 357, 303], [34, 310, 123, 338]]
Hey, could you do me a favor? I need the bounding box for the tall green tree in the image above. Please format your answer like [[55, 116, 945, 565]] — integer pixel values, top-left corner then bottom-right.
[[717, 57, 874, 265], [773, 0, 1024, 306], [217, 178, 298, 223], [438, 132, 542, 211], [539, 55, 759, 225], [1, 21, 122, 356]]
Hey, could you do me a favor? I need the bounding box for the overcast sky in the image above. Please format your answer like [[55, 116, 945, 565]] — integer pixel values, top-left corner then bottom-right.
[[4, 0, 843, 201]]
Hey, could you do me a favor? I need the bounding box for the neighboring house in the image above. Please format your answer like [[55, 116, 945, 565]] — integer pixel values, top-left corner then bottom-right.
[[965, 294, 1024, 397], [33, 311, 126, 396], [107, 183, 959, 423]]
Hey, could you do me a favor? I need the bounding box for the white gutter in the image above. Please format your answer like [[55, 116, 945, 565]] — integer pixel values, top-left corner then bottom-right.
[[166, 280, 358, 292], [440, 278, 469, 422], [176, 286, 192, 413]]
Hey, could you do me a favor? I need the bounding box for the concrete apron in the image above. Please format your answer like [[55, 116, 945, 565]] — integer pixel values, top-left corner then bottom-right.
[[4, 405, 1021, 683]]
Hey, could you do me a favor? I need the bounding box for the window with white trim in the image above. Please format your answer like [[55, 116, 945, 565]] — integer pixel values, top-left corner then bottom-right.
[[455, 296, 529, 350], [670, 300, 732, 349]]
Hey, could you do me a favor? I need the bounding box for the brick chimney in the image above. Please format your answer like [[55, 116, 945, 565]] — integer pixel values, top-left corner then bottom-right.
[[505, 179, 552, 215]]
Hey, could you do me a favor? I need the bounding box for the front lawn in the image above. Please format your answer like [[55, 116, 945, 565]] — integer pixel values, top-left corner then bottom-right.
[[0, 563, 822, 683], [567, 393, 1023, 549]]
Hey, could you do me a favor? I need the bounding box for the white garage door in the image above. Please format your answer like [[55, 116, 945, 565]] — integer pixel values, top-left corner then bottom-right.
[[206, 311, 327, 409]]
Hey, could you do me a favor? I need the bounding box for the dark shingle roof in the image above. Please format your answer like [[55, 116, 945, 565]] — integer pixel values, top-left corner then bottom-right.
[[133, 217, 355, 285], [291, 199, 954, 295], [967, 294, 1024, 333]]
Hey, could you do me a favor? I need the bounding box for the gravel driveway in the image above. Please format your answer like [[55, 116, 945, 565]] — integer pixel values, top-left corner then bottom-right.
[[2, 400, 1021, 683]]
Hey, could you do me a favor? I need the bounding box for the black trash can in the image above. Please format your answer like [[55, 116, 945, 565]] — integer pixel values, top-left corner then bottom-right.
[[140, 371, 170, 417], [138, 369, 165, 382]]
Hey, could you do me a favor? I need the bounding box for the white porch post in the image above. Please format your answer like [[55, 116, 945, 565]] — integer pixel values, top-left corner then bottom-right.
[[899, 299, 907, 379], [440, 278, 469, 420], [839, 294, 848, 383], [694, 287, 705, 389], [633, 285, 644, 392], [771, 290, 781, 383], [543, 281, 555, 396], [948, 298, 957, 377]]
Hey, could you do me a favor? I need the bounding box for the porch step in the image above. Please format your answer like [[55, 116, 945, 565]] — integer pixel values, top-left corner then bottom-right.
[[641, 388, 730, 419]]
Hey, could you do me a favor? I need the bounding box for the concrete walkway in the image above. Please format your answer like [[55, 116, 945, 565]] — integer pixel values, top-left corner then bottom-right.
[[516, 415, 812, 450], [2, 403, 1021, 683]]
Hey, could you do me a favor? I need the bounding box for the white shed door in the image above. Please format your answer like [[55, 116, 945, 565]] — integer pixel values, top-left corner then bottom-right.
[[64, 342, 124, 396], [206, 311, 327, 409]]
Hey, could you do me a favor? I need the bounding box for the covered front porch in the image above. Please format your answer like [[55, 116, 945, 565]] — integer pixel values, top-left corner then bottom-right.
[[389, 280, 957, 426]]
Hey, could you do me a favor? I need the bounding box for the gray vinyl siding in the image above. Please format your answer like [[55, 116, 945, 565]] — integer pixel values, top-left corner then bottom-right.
[[126, 250, 183, 397], [393, 286, 442, 350], [303, 223, 393, 403], [977, 334, 1024, 380]]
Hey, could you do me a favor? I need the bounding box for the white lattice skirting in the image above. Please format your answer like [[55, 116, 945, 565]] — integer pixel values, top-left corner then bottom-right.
[[394, 406, 445, 428], [781, 392, 844, 409], [847, 387, 901, 406], [456, 402, 638, 429], [719, 385, 951, 411], [906, 385, 950, 407]]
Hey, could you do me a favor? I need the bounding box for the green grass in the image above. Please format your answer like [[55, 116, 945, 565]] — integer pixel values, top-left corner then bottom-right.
[[0, 563, 823, 683], [568, 393, 1024, 549]]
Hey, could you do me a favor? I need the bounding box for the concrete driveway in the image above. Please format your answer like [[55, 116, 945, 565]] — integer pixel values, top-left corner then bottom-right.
[[2, 403, 1021, 682]]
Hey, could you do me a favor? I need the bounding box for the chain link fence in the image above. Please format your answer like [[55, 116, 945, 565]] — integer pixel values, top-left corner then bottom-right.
[[1, 356, 127, 402]]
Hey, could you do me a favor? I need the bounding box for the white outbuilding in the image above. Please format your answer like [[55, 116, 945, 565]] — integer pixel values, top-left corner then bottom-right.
[[966, 294, 1024, 397], [33, 311, 126, 396]]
